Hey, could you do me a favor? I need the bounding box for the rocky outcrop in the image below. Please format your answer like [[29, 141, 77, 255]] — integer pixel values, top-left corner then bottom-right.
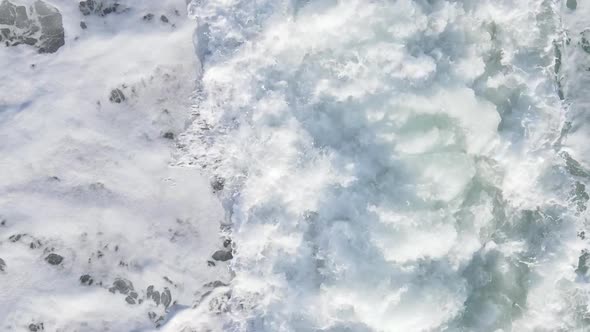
[[0, 0, 64, 53], [79, 0, 126, 16]]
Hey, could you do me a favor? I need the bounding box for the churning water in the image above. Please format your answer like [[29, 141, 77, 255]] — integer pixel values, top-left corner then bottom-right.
[[177, 0, 590, 330]]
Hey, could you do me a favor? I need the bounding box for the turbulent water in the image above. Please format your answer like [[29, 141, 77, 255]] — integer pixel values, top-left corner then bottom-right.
[[175, 0, 590, 331], [1, 0, 589, 331]]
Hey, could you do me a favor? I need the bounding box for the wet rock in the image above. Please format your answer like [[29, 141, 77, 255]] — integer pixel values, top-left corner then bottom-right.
[[109, 278, 134, 294], [23, 37, 36, 45], [160, 15, 168, 23], [9, 234, 22, 242], [163, 132, 174, 139], [79, 0, 121, 16], [152, 290, 161, 305], [109, 88, 125, 103], [211, 176, 225, 191], [14, 5, 28, 28], [45, 253, 63, 265], [577, 250, 590, 275], [33, 0, 65, 53], [223, 238, 231, 248], [29, 239, 42, 249], [0, 0, 16, 25], [80, 274, 94, 286], [212, 250, 233, 262], [161, 287, 172, 308], [142, 13, 153, 21], [78, 0, 94, 15], [567, 0, 577, 10], [204, 280, 228, 288], [125, 292, 137, 304], [582, 33, 590, 54], [0, 258, 6, 272], [28, 323, 43, 331], [80, 21, 87, 29]]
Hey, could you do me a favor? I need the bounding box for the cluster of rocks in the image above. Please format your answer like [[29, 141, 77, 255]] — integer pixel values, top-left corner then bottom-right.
[[28, 323, 44, 331], [78, 0, 125, 17], [109, 88, 125, 103], [142, 13, 171, 24], [0, 0, 64, 53]]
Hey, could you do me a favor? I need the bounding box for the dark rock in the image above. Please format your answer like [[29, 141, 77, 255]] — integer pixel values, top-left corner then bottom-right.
[[109, 278, 134, 294], [14, 5, 28, 28], [24, 37, 37, 46], [78, 0, 93, 16], [28, 323, 43, 332], [45, 253, 63, 265], [211, 176, 225, 191], [109, 88, 125, 103], [29, 239, 42, 249], [125, 295, 136, 304], [577, 250, 590, 275], [207, 260, 215, 267], [9, 234, 22, 242], [582, 34, 590, 54], [142, 13, 153, 21], [160, 15, 168, 23], [163, 132, 174, 139], [212, 250, 233, 262], [161, 287, 172, 308], [80, 21, 87, 29], [223, 239, 231, 248], [152, 290, 161, 305], [0, 0, 16, 25], [0, 258, 5, 272], [80, 274, 94, 285], [34, 0, 65, 53], [146, 285, 154, 297], [567, 0, 577, 10], [204, 280, 228, 288]]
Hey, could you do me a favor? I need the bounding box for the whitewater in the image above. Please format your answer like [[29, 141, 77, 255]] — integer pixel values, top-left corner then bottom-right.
[[1, 0, 589, 331]]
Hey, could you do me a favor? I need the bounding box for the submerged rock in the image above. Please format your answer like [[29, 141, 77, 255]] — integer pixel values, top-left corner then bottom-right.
[[109, 278, 134, 294], [45, 253, 63, 265], [161, 287, 172, 308], [160, 15, 168, 23], [567, 0, 577, 10], [109, 88, 125, 103], [80, 274, 94, 285], [142, 13, 154, 21], [80, 21, 87, 29], [28, 323, 43, 332], [212, 250, 233, 262], [576, 250, 590, 275]]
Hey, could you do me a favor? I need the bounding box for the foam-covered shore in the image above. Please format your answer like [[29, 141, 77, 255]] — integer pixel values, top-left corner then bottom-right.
[[0, 1, 231, 330]]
